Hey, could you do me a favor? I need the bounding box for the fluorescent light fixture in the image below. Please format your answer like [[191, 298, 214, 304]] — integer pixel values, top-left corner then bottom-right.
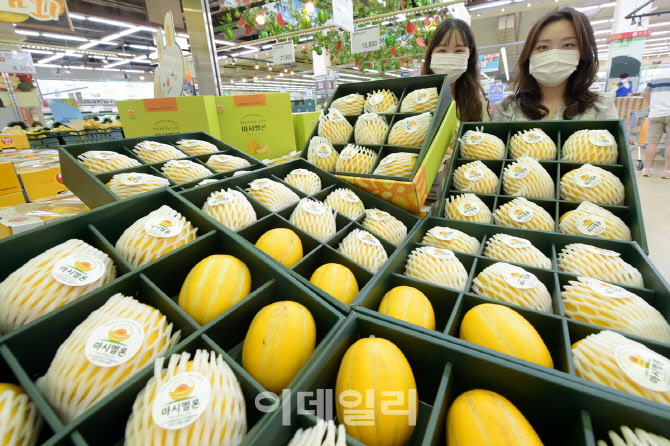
[[234, 48, 260, 56], [68, 13, 86, 20], [101, 28, 141, 42], [42, 33, 89, 42], [92, 55, 123, 60], [215, 39, 236, 46], [590, 19, 613, 25], [594, 29, 611, 35], [88, 17, 136, 27], [302, 74, 315, 78], [364, 69, 379, 73], [469, 0, 512, 11], [338, 73, 373, 80], [39, 54, 65, 63], [102, 59, 129, 68], [136, 26, 156, 33], [78, 41, 99, 50], [128, 44, 153, 50], [384, 72, 401, 77], [501, 46, 510, 81], [15, 29, 39, 36]]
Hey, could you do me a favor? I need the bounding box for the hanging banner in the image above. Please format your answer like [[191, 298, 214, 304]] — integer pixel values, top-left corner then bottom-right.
[[273, 41, 295, 65], [0, 0, 73, 31], [351, 25, 380, 55], [47, 99, 83, 126], [333, 0, 354, 32], [0, 51, 35, 75], [479, 53, 500, 73], [606, 36, 647, 93], [489, 83, 504, 106], [156, 11, 185, 98]]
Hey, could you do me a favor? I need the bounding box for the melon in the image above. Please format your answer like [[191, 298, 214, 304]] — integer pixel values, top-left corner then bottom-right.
[[175, 139, 218, 155], [202, 188, 257, 232], [502, 157, 555, 199], [422, 226, 481, 255], [355, 113, 388, 145], [400, 87, 439, 113], [472, 262, 553, 313], [562, 129, 618, 164], [206, 154, 251, 173], [494, 197, 555, 232], [378, 286, 435, 330], [335, 336, 417, 446], [307, 137, 339, 172], [289, 198, 337, 242], [364, 89, 399, 114], [161, 159, 213, 184], [132, 140, 186, 163], [509, 128, 556, 160], [309, 263, 359, 305], [483, 233, 551, 269], [388, 113, 431, 147], [404, 246, 468, 290], [284, 169, 322, 195], [372, 152, 418, 178], [458, 128, 506, 159], [559, 202, 631, 241], [0, 383, 43, 446], [245, 178, 300, 212], [178, 255, 251, 325], [78, 150, 141, 174], [452, 160, 499, 194], [324, 188, 365, 220], [560, 164, 625, 206], [287, 419, 347, 446], [318, 108, 352, 144], [335, 144, 377, 174], [331, 93, 365, 115], [255, 228, 303, 267], [444, 193, 492, 223], [362, 209, 407, 246], [242, 301, 316, 393], [106, 173, 170, 199], [337, 229, 388, 273], [460, 303, 553, 367], [597, 426, 670, 446], [557, 243, 642, 287]]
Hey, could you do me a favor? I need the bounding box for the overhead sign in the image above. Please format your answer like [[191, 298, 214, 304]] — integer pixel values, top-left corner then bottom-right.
[[333, 0, 354, 32], [156, 11, 185, 98], [479, 52, 500, 73], [47, 98, 83, 126], [351, 25, 380, 55], [489, 83, 504, 106], [607, 29, 652, 43], [273, 41, 295, 65], [0, 0, 73, 31], [0, 51, 35, 74]]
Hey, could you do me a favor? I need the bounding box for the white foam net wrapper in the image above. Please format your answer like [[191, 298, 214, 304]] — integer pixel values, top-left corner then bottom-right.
[[597, 426, 670, 446], [115, 205, 198, 268], [161, 160, 213, 184], [472, 261, 553, 312], [0, 385, 43, 446], [107, 173, 170, 199], [562, 276, 670, 343], [335, 144, 378, 174], [502, 156, 555, 199], [287, 418, 347, 446], [337, 229, 388, 273], [206, 154, 252, 173], [404, 246, 468, 290], [0, 239, 116, 334], [307, 137, 339, 172], [289, 198, 337, 242], [458, 128, 506, 159], [284, 169, 322, 195], [78, 150, 141, 174], [559, 201, 631, 241], [444, 193, 493, 223], [422, 226, 481, 255], [483, 233, 551, 269], [453, 160, 499, 194], [509, 128, 557, 160], [202, 188, 257, 232], [36, 293, 181, 423], [560, 164, 625, 205], [331, 93, 365, 115], [494, 197, 556, 231], [354, 113, 388, 145], [364, 89, 399, 114], [362, 209, 407, 246], [558, 243, 643, 287], [324, 188, 365, 220], [562, 129, 618, 164], [245, 178, 300, 212], [388, 112, 431, 147], [124, 349, 247, 446], [400, 87, 439, 113], [372, 152, 418, 178], [132, 141, 186, 163], [318, 108, 352, 144], [175, 139, 219, 155], [572, 330, 670, 405]]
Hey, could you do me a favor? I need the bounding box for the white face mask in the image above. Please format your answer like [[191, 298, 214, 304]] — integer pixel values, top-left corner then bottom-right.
[[529, 49, 580, 87], [430, 53, 469, 83]]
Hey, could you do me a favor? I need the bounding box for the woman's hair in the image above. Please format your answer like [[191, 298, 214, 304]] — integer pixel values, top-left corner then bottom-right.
[[421, 18, 484, 122], [504, 7, 599, 120]]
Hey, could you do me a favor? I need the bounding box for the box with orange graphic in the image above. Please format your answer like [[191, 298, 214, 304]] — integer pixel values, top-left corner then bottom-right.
[[17, 163, 68, 202]]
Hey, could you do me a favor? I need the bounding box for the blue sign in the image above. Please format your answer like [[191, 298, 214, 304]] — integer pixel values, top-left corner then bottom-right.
[[47, 99, 83, 125], [479, 52, 500, 73], [488, 83, 504, 105], [400, 71, 411, 78]]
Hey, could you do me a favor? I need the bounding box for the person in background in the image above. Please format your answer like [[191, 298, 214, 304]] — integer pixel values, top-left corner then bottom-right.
[[491, 7, 618, 121], [421, 18, 488, 122], [616, 73, 633, 97], [641, 67, 670, 178]]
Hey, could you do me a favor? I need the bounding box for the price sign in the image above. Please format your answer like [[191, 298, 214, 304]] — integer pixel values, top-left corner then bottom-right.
[[273, 41, 295, 65], [0, 51, 35, 74], [351, 25, 381, 55]]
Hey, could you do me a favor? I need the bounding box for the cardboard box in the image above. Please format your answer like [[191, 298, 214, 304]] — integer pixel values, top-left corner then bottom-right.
[[0, 161, 21, 196], [292, 112, 320, 151], [0, 133, 29, 150], [216, 93, 296, 160], [117, 96, 221, 139], [17, 164, 68, 202], [0, 192, 26, 207], [0, 214, 43, 239]]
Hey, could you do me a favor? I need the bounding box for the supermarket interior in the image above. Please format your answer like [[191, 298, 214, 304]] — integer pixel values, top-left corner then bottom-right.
[[2, 0, 670, 445]]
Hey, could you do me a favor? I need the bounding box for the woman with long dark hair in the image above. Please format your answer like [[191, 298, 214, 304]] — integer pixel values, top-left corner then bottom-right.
[[421, 18, 488, 122], [492, 7, 618, 121]]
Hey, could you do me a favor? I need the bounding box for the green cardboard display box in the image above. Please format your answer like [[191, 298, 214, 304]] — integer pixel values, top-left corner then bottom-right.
[[292, 111, 320, 151]]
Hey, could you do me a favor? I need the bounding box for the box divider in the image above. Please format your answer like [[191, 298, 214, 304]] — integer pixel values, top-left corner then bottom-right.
[[419, 362, 452, 446], [87, 223, 134, 276]]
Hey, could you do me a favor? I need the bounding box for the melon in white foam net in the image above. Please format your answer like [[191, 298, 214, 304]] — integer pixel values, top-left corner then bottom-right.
[[78, 150, 141, 174], [318, 108, 352, 144], [287, 418, 347, 446], [421, 226, 481, 255], [289, 198, 337, 242], [597, 426, 670, 446], [562, 129, 618, 164], [324, 188, 365, 220], [202, 189, 257, 232], [572, 330, 670, 405], [284, 169, 322, 195], [364, 89, 399, 114], [107, 173, 170, 199], [124, 349, 247, 446], [335, 144, 377, 174], [400, 87, 439, 113], [444, 193, 492, 223], [458, 127, 506, 159], [307, 137, 339, 172], [509, 128, 557, 160], [559, 202, 631, 241], [483, 234, 551, 269], [387, 112, 431, 147], [502, 157, 555, 199], [494, 197, 556, 232], [560, 164, 625, 206], [472, 262, 553, 313], [331, 93, 365, 115], [245, 178, 300, 212], [452, 160, 499, 194], [0, 383, 43, 446], [115, 205, 198, 268], [133, 141, 186, 163], [0, 239, 116, 334], [161, 160, 212, 184], [362, 209, 407, 246], [404, 246, 468, 290], [337, 229, 388, 273], [557, 243, 643, 287], [206, 154, 251, 173], [562, 276, 670, 343], [36, 293, 181, 423], [372, 152, 418, 178], [175, 139, 219, 156], [354, 113, 388, 145]]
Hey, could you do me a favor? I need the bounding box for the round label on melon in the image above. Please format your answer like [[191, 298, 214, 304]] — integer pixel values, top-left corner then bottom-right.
[[380, 154, 397, 166], [343, 94, 358, 103], [587, 278, 633, 299], [368, 94, 383, 106], [584, 245, 620, 257], [90, 151, 119, 160], [179, 140, 204, 148], [369, 210, 391, 221], [151, 372, 212, 430], [339, 146, 358, 160], [457, 200, 480, 217], [290, 169, 311, 177], [501, 234, 532, 249], [501, 265, 539, 289], [358, 231, 381, 246], [144, 215, 184, 238], [432, 228, 458, 241], [427, 247, 455, 260], [303, 200, 326, 215], [340, 191, 360, 203], [574, 170, 602, 188], [508, 163, 531, 179], [588, 130, 614, 147], [207, 192, 234, 207], [199, 179, 218, 185], [402, 118, 420, 134], [233, 171, 249, 177], [85, 318, 145, 367], [521, 130, 545, 145], [210, 154, 233, 163], [52, 254, 106, 286], [250, 179, 272, 191], [464, 167, 484, 181], [329, 109, 345, 122], [615, 346, 670, 392], [413, 90, 430, 103], [120, 174, 147, 186], [143, 142, 169, 152], [362, 113, 379, 121], [464, 132, 485, 146], [316, 144, 332, 158], [576, 214, 606, 236], [172, 160, 196, 169], [508, 204, 534, 223]]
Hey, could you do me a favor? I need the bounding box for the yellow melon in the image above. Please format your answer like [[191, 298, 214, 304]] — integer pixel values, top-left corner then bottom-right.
[[0, 383, 43, 446], [336, 336, 417, 446], [310, 263, 359, 305], [562, 129, 618, 164], [255, 228, 303, 267], [446, 389, 544, 446], [460, 304, 553, 368], [242, 301, 316, 393], [378, 286, 435, 330], [178, 255, 251, 325]]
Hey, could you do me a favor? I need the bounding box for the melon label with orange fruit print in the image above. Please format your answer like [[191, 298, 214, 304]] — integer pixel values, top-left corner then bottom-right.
[[508, 204, 534, 223], [614, 345, 670, 392], [151, 372, 211, 430], [51, 254, 106, 286], [574, 169, 602, 188], [586, 278, 633, 299], [84, 319, 145, 367], [501, 265, 539, 289], [576, 214, 605, 236], [144, 215, 183, 238]]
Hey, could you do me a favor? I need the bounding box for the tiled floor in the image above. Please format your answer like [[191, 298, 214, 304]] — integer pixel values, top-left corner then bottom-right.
[[634, 154, 670, 281]]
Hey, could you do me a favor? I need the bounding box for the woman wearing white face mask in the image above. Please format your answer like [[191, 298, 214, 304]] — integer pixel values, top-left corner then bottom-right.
[[491, 8, 618, 121], [422, 18, 488, 122]]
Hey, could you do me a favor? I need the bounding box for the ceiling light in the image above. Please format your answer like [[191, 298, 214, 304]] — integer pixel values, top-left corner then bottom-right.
[[88, 17, 136, 27], [576, 2, 616, 12], [305, 1, 315, 13], [284, 68, 288, 73], [231, 79, 235, 84], [101, 28, 141, 42], [280, 72, 284, 77], [256, 13, 266, 25], [242, 78, 246, 82], [290, 70, 294, 75], [65, 67, 71, 74], [637, 19, 644, 30], [468, 0, 511, 11], [267, 74, 271, 78], [42, 33, 89, 42], [15, 29, 39, 36], [255, 63, 259, 69], [501, 8, 505, 11], [527, 3, 531, 6], [364, 69, 378, 73], [594, 30, 611, 35], [253, 76, 257, 81], [129, 44, 153, 50], [22, 48, 53, 54], [139, 74, 145, 80], [591, 19, 613, 25], [631, 18, 637, 26]]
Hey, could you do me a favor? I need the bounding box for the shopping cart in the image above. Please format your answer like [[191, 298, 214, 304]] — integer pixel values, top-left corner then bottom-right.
[[629, 109, 648, 170]]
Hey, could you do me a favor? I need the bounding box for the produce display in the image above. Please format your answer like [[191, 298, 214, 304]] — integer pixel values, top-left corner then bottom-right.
[[452, 160, 499, 194], [509, 128, 557, 160], [444, 193, 493, 223], [458, 128, 506, 159], [598, 426, 670, 446], [399, 87, 439, 113], [364, 89, 399, 114], [557, 243, 643, 287], [337, 229, 388, 273], [106, 172, 170, 199], [361, 208, 408, 246], [202, 188, 257, 231], [306, 137, 339, 172], [318, 108, 352, 144], [309, 263, 359, 305], [78, 150, 141, 174], [287, 419, 347, 445], [559, 201, 632, 241], [387, 112, 432, 147], [562, 129, 618, 164], [421, 226, 481, 255]]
